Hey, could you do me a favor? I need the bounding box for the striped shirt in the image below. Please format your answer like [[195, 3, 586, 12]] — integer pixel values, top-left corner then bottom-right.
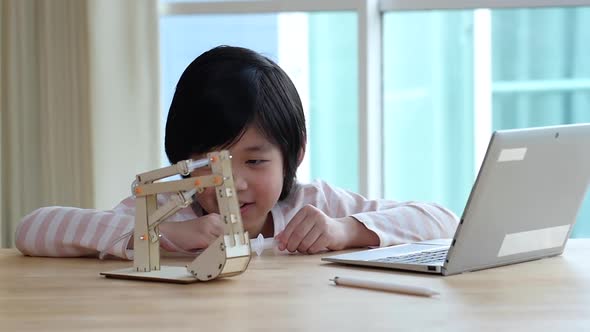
[[15, 180, 458, 260]]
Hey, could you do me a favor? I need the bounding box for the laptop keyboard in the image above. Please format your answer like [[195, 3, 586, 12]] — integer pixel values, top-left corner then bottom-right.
[[371, 248, 448, 265]]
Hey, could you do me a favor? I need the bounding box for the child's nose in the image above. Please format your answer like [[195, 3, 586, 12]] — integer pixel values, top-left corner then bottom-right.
[[233, 172, 248, 191]]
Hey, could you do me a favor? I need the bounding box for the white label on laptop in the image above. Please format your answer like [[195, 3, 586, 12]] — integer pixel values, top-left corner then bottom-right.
[[497, 224, 570, 257], [498, 147, 527, 162]]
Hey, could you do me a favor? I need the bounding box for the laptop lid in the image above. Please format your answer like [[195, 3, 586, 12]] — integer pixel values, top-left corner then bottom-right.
[[443, 123, 590, 275]]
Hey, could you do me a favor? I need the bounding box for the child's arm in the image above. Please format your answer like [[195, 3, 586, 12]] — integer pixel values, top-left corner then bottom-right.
[[275, 180, 459, 253], [276, 205, 379, 253], [158, 213, 226, 252], [15, 197, 138, 259], [15, 194, 218, 259], [349, 200, 459, 247]]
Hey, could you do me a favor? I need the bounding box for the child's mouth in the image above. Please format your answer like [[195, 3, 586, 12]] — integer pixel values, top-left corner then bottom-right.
[[239, 202, 252, 214]]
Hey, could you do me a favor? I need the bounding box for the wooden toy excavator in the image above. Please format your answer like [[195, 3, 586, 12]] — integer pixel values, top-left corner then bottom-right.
[[101, 151, 251, 283]]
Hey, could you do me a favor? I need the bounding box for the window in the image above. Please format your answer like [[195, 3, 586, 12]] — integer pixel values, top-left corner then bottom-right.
[[159, 0, 590, 237]]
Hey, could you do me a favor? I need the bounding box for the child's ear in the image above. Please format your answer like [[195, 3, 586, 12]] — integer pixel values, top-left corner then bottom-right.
[[297, 146, 306, 167]]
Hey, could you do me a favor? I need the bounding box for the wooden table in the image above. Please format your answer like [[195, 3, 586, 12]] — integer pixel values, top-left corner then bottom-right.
[[1, 240, 589, 331]]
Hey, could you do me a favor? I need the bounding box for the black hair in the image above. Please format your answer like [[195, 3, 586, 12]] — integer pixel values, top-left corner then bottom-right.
[[165, 45, 306, 200]]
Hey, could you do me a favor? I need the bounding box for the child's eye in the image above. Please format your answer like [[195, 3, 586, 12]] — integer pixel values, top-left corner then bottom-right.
[[246, 160, 267, 166]]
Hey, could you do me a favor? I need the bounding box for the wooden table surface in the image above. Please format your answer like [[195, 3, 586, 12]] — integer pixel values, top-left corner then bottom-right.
[[1, 239, 589, 331]]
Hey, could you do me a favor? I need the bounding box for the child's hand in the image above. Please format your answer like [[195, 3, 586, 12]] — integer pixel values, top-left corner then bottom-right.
[[275, 205, 350, 254], [159, 214, 225, 251]]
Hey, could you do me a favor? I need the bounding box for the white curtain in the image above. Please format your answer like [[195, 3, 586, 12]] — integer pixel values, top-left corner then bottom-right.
[[0, 0, 160, 248]]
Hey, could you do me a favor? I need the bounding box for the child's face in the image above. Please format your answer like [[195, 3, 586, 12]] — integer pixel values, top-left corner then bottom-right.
[[191, 126, 284, 236]]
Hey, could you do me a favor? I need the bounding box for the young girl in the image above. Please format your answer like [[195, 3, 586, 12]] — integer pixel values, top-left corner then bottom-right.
[[15, 46, 458, 259]]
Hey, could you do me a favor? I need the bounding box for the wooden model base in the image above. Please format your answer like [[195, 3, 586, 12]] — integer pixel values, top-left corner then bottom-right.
[[100, 266, 198, 284]]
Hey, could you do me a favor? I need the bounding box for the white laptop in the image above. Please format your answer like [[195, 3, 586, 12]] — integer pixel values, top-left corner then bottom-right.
[[322, 123, 590, 276]]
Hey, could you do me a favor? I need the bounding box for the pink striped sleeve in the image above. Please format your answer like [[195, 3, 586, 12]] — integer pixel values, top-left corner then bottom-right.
[[15, 199, 136, 260], [15, 194, 198, 259], [279, 180, 459, 247]]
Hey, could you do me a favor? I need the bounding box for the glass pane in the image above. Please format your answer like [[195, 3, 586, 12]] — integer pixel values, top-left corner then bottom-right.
[[492, 8, 590, 129], [491, 7, 590, 237], [384, 7, 590, 237], [383, 11, 475, 216], [308, 12, 358, 192]]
